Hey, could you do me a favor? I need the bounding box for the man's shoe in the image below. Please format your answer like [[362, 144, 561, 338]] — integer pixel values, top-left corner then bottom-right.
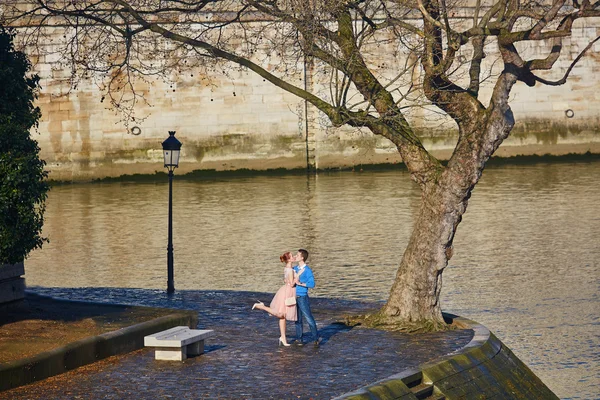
[[313, 338, 322, 346], [294, 340, 304, 346]]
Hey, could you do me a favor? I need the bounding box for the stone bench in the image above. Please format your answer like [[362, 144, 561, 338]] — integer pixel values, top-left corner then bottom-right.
[[144, 326, 215, 361]]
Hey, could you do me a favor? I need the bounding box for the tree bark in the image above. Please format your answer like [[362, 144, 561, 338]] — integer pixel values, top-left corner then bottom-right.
[[374, 72, 518, 331], [378, 177, 468, 331]]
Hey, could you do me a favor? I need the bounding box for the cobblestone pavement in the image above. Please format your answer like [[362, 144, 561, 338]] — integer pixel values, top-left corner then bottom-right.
[[2, 288, 473, 399]]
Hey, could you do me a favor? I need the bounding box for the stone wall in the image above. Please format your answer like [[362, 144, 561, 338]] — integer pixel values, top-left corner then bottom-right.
[[335, 314, 558, 400], [11, 7, 600, 181], [0, 263, 25, 304]]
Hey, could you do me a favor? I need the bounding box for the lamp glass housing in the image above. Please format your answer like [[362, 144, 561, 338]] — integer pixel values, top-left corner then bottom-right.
[[161, 131, 182, 171], [163, 149, 180, 169]]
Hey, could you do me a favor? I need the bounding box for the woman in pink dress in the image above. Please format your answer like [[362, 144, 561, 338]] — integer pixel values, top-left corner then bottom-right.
[[251, 251, 298, 346]]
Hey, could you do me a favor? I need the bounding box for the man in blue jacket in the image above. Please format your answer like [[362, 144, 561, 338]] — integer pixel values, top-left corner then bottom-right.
[[293, 248, 320, 346]]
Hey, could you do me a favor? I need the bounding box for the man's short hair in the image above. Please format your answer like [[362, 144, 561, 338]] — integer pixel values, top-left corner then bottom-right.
[[298, 248, 309, 262]]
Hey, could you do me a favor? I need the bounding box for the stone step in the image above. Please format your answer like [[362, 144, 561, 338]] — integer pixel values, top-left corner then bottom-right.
[[411, 382, 434, 399], [427, 394, 445, 400], [401, 370, 423, 387], [401, 371, 445, 400]]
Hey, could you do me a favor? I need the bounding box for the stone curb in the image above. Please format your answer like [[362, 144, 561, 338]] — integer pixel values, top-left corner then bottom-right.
[[0, 294, 198, 392], [333, 312, 557, 400], [332, 312, 490, 399]]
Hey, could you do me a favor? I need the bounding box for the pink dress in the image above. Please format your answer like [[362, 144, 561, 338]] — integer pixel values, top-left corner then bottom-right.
[[269, 267, 297, 321]]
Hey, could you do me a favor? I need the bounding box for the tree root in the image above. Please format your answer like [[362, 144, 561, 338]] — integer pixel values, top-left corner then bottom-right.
[[344, 310, 453, 334]]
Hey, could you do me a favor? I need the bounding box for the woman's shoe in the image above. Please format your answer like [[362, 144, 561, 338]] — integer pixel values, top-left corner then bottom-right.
[[251, 300, 264, 310], [279, 337, 291, 347]]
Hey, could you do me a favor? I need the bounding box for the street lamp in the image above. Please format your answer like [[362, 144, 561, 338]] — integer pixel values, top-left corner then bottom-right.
[[162, 130, 182, 294]]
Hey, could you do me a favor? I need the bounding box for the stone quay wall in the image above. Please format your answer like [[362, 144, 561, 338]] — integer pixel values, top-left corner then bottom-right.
[[336, 314, 558, 400], [11, 7, 600, 181]]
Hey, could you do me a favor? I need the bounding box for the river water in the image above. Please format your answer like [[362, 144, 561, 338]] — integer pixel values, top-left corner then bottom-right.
[[25, 160, 599, 399]]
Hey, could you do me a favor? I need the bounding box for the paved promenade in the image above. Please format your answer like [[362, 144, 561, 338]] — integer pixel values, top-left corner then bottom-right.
[[1, 288, 473, 399]]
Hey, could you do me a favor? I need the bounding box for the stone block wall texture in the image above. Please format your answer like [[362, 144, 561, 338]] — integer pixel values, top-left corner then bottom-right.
[[421, 333, 558, 399], [338, 315, 558, 400], [0, 263, 25, 304], [10, 4, 600, 181]]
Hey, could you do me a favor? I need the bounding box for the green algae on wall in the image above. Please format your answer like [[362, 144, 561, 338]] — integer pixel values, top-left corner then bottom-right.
[[421, 333, 558, 399], [511, 118, 600, 145], [337, 314, 558, 400]]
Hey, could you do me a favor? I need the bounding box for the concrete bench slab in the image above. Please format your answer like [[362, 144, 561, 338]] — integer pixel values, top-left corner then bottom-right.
[[144, 326, 214, 361]]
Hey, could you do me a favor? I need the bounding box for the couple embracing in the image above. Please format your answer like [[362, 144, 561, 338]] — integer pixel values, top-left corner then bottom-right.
[[252, 249, 320, 347]]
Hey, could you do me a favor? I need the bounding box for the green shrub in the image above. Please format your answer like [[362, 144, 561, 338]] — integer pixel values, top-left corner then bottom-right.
[[0, 26, 48, 265]]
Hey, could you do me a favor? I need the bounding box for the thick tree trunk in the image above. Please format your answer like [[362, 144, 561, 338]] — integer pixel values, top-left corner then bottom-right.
[[378, 178, 470, 331], [371, 72, 518, 332]]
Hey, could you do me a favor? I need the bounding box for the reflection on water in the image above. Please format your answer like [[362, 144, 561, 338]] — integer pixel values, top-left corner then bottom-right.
[[26, 162, 599, 399]]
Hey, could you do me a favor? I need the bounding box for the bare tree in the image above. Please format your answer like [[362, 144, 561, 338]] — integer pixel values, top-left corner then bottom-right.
[[4, 0, 599, 331]]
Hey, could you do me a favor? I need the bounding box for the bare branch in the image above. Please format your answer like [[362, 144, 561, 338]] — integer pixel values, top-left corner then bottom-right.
[[473, 0, 481, 28], [533, 35, 600, 85], [5, 0, 598, 185], [468, 36, 486, 96], [527, 37, 563, 71], [349, 2, 376, 30], [417, 0, 445, 30], [530, 0, 566, 39]]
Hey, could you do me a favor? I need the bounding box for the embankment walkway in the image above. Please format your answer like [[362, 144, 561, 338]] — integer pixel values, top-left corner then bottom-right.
[[0, 288, 472, 399]]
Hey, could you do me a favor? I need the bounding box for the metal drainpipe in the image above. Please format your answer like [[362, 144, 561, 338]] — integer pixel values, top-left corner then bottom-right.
[[304, 54, 316, 173]]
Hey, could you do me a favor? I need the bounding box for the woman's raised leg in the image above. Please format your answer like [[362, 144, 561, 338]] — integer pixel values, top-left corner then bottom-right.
[[252, 302, 282, 318]]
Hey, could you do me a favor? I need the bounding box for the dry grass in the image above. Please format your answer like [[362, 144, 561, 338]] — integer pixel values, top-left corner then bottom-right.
[[0, 295, 175, 364]]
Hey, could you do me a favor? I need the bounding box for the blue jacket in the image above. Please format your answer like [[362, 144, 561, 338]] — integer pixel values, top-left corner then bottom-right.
[[294, 265, 315, 296]]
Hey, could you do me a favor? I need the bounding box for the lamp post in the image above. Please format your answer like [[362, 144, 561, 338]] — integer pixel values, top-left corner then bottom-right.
[[162, 131, 182, 294]]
